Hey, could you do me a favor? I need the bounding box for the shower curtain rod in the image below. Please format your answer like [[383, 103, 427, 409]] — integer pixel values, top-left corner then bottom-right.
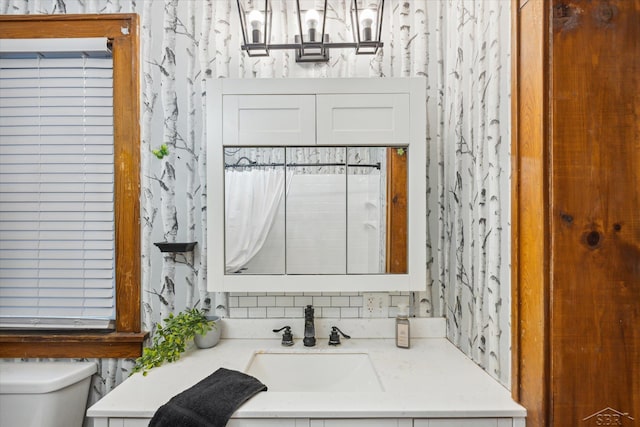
[[224, 161, 381, 170]]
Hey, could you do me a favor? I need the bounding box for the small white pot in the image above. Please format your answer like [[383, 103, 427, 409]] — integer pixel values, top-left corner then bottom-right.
[[194, 316, 222, 349]]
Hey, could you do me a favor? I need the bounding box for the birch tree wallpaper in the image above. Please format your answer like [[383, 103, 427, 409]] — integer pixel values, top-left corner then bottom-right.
[[1, 0, 511, 403]]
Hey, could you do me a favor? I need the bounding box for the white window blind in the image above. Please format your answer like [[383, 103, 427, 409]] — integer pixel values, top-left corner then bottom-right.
[[0, 40, 115, 329]]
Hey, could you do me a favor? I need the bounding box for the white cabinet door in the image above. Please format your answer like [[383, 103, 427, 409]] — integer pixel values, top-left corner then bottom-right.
[[222, 92, 411, 147], [310, 419, 411, 427], [91, 419, 109, 427], [223, 95, 315, 146], [119, 419, 151, 427], [414, 419, 502, 427], [316, 94, 410, 145], [227, 419, 302, 427]]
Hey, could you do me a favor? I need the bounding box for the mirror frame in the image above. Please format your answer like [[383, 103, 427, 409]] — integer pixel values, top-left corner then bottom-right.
[[207, 77, 426, 292]]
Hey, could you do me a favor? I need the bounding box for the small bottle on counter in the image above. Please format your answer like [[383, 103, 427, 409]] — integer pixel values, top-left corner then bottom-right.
[[395, 304, 410, 349]]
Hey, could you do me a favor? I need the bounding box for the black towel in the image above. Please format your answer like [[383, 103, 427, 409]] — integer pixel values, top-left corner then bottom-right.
[[149, 368, 267, 427]]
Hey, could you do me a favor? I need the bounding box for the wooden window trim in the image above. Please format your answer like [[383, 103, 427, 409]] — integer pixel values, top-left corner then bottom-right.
[[0, 14, 145, 358]]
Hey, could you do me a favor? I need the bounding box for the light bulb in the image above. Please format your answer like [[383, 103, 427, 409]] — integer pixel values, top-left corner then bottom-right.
[[247, 9, 264, 43], [304, 9, 321, 41], [359, 8, 376, 41]]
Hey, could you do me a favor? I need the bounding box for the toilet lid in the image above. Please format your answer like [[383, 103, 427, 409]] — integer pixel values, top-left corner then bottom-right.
[[0, 362, 97, 394]]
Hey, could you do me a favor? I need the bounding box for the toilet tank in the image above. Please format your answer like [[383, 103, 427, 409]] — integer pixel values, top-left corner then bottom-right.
[[0, 361, 97, 427]]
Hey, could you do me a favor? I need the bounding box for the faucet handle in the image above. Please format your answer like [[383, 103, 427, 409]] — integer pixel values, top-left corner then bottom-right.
[[328, 326, 351, 346], [273, 326, 294, 346]]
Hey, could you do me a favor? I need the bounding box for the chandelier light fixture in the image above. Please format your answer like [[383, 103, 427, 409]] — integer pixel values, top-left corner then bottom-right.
[[237, 0, 385, 63]]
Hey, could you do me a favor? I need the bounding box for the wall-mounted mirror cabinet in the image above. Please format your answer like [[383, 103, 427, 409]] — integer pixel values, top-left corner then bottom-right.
[[207, 78, 426, 292]]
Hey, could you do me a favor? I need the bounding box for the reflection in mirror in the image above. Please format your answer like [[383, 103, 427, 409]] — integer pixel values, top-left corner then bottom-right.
[[286, 147, 347, 274], [223, 146, 407, 275], [224, 147, 286, 274], [347, 147, 385, 274]]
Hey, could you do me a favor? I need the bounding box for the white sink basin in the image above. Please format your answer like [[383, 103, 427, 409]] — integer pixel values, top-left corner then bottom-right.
[[244, 351, 383, 392]]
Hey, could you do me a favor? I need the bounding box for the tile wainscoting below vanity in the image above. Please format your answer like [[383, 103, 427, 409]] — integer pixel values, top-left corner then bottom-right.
[[87, 319, 525, 426]]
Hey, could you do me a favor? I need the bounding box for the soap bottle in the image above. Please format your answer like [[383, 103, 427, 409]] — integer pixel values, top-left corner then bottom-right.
[[395, 304, 410, 349]]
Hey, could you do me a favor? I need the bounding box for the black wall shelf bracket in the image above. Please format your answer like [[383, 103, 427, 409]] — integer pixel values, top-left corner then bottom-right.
[[153, 242, 198, 253]]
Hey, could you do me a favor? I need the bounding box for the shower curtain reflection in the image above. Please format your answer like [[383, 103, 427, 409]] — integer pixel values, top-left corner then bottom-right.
[[224, 168, 290, 273]]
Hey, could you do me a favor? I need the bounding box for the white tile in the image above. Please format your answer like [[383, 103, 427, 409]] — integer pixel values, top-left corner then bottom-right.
[[266, 307, 285, 318], [312, 296, 331, 307], [340, 307, 359, 318], [228, 296, 239, 308], [284, 307, 303, 318], [350, 296, 363, 307], [331, 296, 350, 307], [321, 307, 340, 317], [294, 295, 313, 307], [275, 296, 294, 307], [238, 296, 257, 307], [257, 296, 276, 307]]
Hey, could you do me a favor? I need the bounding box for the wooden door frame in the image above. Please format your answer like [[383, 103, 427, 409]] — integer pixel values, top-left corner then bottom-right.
[[511, 0, 552, 425], [513, 1, 640, 424]]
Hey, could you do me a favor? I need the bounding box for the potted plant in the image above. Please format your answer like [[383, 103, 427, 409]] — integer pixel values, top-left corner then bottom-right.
[[132, 308, 220, 376]]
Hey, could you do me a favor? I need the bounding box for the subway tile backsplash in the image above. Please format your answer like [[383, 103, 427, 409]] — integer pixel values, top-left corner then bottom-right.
[[228, 292, 410, 319]]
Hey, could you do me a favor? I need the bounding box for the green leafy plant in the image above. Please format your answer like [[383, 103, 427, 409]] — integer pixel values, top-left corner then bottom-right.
[[152, 144, 169, 159], [132, 308, 216, 376]]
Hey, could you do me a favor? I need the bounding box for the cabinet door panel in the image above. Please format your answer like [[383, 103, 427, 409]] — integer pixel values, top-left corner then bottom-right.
[[310, 419, 409, 427], [414, 419, 499, 427], [121, 419, 151, 427], [317, 94, 410, 145], [227, 419, 300, 427], [223, 95, 315, 146]]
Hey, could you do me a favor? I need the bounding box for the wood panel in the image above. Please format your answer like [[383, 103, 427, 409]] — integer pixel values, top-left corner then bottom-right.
[[0, 14, 132, 39], [550, 0, 640, 425], [386, 147, 408, 274], [511, 0, 551, 425], [0, 332, 146, 358], [111, 15, 142, 334]]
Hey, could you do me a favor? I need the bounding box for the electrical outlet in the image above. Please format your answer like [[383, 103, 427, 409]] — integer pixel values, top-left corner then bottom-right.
[[362, 292, 389, 318]]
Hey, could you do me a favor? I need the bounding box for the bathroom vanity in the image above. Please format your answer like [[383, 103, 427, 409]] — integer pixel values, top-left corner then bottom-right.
[[87, 319, 525, 427]]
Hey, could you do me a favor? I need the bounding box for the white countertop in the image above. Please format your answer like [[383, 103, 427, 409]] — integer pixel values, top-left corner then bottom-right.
[[87, 319, 525, 420]]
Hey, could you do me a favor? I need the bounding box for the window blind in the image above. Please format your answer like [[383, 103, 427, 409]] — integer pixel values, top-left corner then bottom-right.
[[0, 41, 115, 329]]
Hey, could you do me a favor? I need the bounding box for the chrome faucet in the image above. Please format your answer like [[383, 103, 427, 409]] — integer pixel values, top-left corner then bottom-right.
[[303, 305, 316, 347]]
